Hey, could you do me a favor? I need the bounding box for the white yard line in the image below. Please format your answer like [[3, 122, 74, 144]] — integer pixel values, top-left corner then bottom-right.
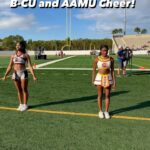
[[132, 64, 143, 68], [35, 68, 150, 71], [36, 56, 76, 68], [36, 68, 92, 71]]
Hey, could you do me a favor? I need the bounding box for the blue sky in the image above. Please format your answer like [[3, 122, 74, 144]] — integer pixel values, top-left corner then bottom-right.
[[0, 0, 150, 40]]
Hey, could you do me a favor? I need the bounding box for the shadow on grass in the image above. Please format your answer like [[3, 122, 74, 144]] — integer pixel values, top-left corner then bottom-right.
[[128, 71, 150, 76], [29, 90, 129, 109], [110, 101, 150, 115]]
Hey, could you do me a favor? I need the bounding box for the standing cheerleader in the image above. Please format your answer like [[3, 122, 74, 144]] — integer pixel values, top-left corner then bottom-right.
[[92, 45, 116, 119], [2, 41, 37, 111]]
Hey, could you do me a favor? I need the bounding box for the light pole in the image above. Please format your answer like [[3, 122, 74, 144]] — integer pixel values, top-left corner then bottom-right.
[[124, 0, 127, 35], [66, 8, 72, 50]]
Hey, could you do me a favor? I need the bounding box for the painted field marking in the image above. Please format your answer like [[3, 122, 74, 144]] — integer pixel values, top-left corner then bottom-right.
[[36, 56, 76, 68], [132, 64, 143, 68], [35, 68, 150, 71], [0, 106, 150, 121]]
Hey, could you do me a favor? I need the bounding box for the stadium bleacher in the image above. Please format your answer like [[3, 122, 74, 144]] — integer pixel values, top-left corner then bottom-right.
[[113, 34, 150, 53]]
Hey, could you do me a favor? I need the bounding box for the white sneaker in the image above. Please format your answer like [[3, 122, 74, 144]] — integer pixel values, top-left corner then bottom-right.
[[98, 111, 104, 119], [17, 104, 23, 111], [20, 104, 28, 112], [104, 112, 111, 119]]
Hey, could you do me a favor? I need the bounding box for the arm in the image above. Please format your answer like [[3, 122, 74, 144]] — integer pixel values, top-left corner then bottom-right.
[[92, 58, 97, 84], [26, 54, 37, 81], [111, 58, 116, 89], [2, 55, 13, 80]]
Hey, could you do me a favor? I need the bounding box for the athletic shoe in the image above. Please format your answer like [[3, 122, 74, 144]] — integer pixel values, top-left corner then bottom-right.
[[98, 111, 104, 119], [104, 112, 111, 119], [17, 104, 23, 111], [20, 104, 28, 112]]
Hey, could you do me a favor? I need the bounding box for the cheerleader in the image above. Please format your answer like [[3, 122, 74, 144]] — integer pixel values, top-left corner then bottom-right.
[[2, 41, 37, 111], [92, 45, 116, 119]]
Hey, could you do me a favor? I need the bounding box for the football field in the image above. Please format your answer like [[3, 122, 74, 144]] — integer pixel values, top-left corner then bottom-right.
[[0, 55, 150, 150]]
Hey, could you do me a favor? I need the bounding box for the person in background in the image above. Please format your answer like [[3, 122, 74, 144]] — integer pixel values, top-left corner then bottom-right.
[[125, 47, 133, 68], [117, 46, 125, 76], [122, 48, 128, 76]]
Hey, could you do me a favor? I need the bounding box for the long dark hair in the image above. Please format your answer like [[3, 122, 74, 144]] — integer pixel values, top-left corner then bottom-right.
[[17, 41, 26, 54]]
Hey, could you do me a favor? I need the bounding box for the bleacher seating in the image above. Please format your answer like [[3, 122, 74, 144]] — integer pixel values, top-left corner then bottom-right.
[[112, 34, 150, 53]]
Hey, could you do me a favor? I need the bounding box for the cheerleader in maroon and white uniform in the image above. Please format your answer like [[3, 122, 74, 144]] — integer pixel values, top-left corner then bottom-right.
[[92, 45, 116, 119]]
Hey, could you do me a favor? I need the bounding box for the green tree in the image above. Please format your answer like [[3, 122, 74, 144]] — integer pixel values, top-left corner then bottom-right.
[[141, 29, 147, 34], [134, 27, 141, 34], [118, 28, 123, 34], [112, 29, 119, 35], [2, 35, 24, 50]]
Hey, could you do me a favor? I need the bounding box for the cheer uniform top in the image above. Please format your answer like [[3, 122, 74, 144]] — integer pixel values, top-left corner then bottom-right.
[[94, 56, 113, 88], [12, 54, 28, 81]]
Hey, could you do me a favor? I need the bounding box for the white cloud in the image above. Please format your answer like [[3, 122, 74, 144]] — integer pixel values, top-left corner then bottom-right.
[[0, 10, 36, 30], [0, 0, 36, 30], [0, 0, 22, 9], [0, 0, 10, 8], [75, 0, 150, 34], [0, 1, 61, 32], [37, 25, 61, 32]]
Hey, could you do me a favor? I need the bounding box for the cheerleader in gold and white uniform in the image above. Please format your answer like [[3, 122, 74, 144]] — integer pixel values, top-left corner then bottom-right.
[[92, 45, 116, 119]]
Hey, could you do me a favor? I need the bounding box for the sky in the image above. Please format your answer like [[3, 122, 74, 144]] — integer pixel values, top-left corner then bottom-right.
[[0, 0, 150, 40]]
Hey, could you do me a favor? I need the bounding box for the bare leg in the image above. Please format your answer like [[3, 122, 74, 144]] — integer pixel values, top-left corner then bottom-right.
[[97, 85, 103, 111], [105, 86, 111, 112], [123, 61, 127, 75], [117, 68, 120, 75], [21, 79, 28, 105], [123, 67, 126, 75], [13, 80, 23, 104]]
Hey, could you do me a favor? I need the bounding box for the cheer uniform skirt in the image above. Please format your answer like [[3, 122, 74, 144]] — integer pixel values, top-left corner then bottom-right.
[[12, 70, 28, 81], [94, 73, 113, 87]]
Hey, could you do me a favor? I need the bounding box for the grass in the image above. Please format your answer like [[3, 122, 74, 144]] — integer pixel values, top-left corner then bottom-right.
[[0, 110, 149, 150], [132, 55, 150, 68], [0, 55, 150, 150], [43, 56, 95, 68]]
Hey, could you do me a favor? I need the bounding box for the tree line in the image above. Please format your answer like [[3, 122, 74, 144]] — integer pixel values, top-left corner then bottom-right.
[[0, 35, 112, 51]]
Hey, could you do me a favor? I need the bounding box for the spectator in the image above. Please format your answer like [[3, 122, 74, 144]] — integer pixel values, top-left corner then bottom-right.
[[117, 46, 126, 76]]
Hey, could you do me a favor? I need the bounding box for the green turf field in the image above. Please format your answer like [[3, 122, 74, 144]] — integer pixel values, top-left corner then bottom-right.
[[132, 55, 150, 68], [0, 55, 150, 150]]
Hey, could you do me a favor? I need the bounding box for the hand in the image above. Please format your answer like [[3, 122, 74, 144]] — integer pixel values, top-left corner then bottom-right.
[[2, 76, 7, 81], [33, 76, 37, 81], [92, 81, 96, 87], [112, 82, 116, 90]]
